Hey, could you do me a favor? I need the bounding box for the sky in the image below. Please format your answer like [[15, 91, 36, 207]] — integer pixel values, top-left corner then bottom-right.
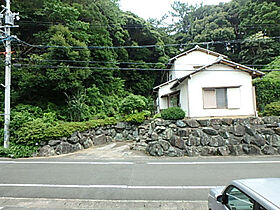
[[120, 0, 232, 20]]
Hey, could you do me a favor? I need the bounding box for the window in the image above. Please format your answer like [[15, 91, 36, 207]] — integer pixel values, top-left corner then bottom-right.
[[203, 87, 240, 109], [161, 91, 180, 108], [169, 93, 180, 107], [225, 186, 254, 210], [216, 88, 227, 108]]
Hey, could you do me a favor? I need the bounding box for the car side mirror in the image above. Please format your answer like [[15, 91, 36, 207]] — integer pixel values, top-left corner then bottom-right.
[[217, 195, 223, 203], [217, 194, 228, 205]]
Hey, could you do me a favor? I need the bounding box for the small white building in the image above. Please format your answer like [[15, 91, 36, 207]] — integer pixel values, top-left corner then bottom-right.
[[154, 46, 264, 118]]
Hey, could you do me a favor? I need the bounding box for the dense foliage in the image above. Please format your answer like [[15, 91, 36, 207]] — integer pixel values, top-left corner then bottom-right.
[[0, 104, 117, 158], [165, 0, 280, 63], [119, 94, 148, 114], [122, 111, 151, 124], [263, 101, 280, 116], [0, 0, 280, 156], [161, 107, 186, 120], [254, 56, 280, 112]]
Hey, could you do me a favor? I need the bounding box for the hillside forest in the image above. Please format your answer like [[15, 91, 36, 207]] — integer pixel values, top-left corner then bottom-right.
[[0, 0, 280, 157]]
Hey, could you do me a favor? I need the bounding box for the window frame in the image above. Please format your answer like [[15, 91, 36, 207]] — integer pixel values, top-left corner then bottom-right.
[[202, 86, 241, 110], [222, 185, 266, 210]]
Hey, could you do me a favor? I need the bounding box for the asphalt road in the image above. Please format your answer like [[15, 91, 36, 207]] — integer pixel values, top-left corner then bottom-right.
[[0, 148, 280, 209]]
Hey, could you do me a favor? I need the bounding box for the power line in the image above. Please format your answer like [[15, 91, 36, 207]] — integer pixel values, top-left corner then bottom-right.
[[12, 36, 280, 50], [11, 58, 280, 68], [18, 21, 156, 29], [12, 58, 161, 65], [12, 63, 279, 72], [18, 20, 280, 29]]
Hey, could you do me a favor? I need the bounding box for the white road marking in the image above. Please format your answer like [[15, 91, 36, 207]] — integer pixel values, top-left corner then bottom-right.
[[0, 161, 134, 165], [0, 197, 207, 203], [0, 207, 3, 209], [1, 160, 280, 165], [128, 185, 216, 189], [0, 184, 218, 190], [147, 160, 280, 165]]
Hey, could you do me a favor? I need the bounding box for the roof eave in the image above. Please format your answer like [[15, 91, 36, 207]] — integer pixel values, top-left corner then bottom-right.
[[168, 45, 228, 64], [153, 78, 178, 90]]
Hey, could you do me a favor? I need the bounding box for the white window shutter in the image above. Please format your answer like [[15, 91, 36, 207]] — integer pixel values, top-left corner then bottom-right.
[[203, 89, 216, 108], [227, 87, 240, 109]]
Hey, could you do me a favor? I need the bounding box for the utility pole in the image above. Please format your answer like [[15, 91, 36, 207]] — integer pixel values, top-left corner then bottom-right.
[[0, 0, 19, 148]]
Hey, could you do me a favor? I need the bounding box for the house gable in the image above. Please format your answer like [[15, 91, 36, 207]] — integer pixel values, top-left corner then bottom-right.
[[170, 57, 264, 89], [167, 46, 229, 81], [168, 49, 223, 80], [168, 45, 228, 64]]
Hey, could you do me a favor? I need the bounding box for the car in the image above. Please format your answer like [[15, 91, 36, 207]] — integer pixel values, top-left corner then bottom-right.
[[208, 178, 280, 210]]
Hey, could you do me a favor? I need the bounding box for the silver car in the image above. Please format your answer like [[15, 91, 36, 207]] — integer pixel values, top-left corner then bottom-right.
[[208, 178, 280, 210]]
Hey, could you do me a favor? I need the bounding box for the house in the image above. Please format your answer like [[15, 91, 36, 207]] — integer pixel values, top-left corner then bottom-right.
[[153, 45, 264, 118]]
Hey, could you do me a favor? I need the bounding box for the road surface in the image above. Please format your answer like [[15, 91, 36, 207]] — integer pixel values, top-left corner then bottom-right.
[[0, 144, 280, 209]]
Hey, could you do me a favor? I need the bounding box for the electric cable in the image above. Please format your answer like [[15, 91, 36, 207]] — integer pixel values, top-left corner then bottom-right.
[[11, 63, 279, 72], [12, 36, 280, 50], [10, 57, 280, 68]]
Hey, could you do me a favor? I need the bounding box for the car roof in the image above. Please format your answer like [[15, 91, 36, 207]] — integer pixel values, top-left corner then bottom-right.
[[232, 178, 280, 209]]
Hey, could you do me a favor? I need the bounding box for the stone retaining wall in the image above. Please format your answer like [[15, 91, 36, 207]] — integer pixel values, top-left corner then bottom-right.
[[38, 123, 139, 157], [39, 117, 280, 157]]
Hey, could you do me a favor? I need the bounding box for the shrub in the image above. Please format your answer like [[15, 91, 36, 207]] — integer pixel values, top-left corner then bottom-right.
[[123, 111, 151, 124], [254, 69, 280, 112], [10, 104, 44, 131], [11, 111, 59, 146], [0, 147, 9, 157], [263, 101, 280, 116], [119, 94, 148, 114], [12, 118, 117, 147], [13, 118, 53, 146], [0, 144, 38, 158], [7, 144, 38, 158], [161, 107, 185, 120]]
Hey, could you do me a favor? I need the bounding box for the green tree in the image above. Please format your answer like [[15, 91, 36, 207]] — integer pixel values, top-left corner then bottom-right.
[[119, 94, 148, 115], [239, 0, 280, 37], [254, 56, 280, 111], [239, 32, 279, 65]]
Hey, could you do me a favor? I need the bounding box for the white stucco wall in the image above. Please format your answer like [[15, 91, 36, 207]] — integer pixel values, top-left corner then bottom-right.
[[170, 51, 219, 79], [187, 64, 255, 118], [178, 80, 189, 116]]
